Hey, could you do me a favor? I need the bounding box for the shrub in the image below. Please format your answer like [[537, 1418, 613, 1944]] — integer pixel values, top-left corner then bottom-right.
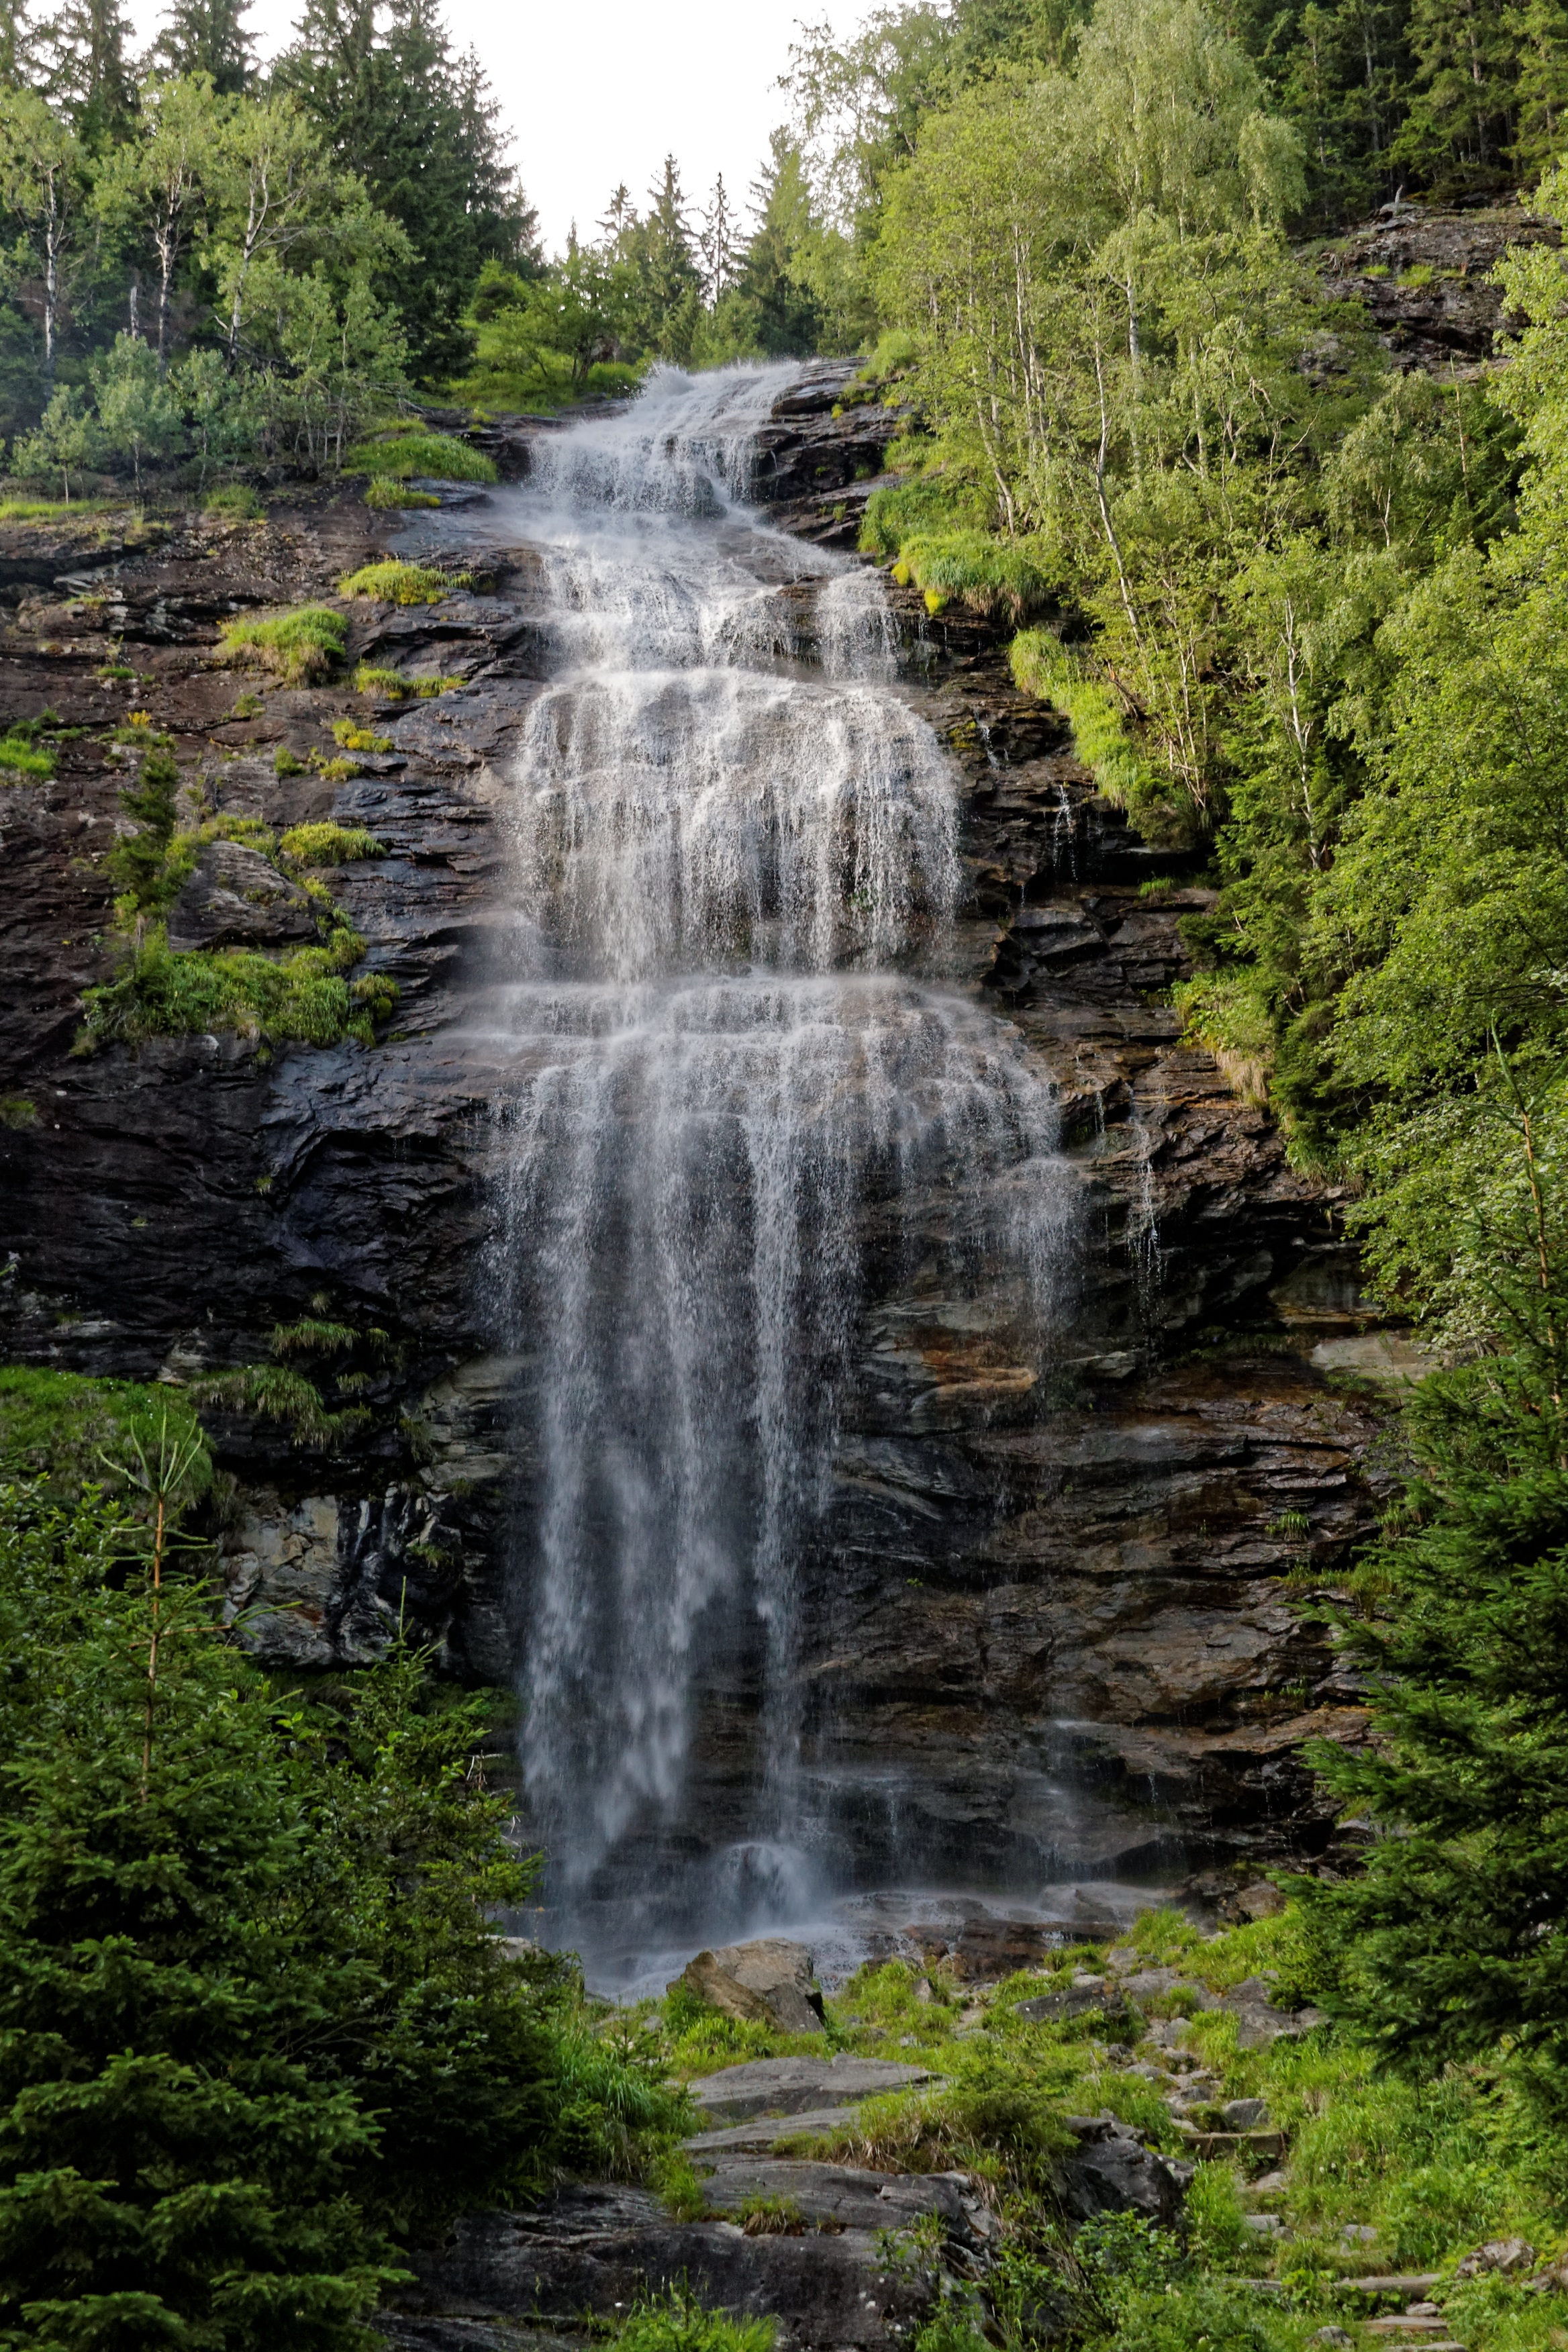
[[279, 822, 385, 865], [218, 606, 348, 683], [109, 748, 182, 903], [274, 744, 307, 776], [338, 560, 474, 605], [344, 426, 497, 483], [605, 2290, 775, 2352], [330, 719, 393, 752], [0, 1097, 36, 1130]]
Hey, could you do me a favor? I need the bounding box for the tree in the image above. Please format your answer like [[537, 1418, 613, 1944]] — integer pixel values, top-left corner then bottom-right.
[[697, 171, 738, 308], [40, 0, 134, 146], [150, 0, 255, 93], [9, 379, 101, 497], [95, 73, 228, 365], [93, 329, 182, 490], [0, 87, 85, 383], [1295, 1311, 1568, 2104], [0, 1471, 391, 2346], [280, 0, 535, 379], [734, 130, 823, 357]]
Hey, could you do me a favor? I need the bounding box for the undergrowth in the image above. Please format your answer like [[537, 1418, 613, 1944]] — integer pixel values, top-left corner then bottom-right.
[[343, 426, 498, 484]]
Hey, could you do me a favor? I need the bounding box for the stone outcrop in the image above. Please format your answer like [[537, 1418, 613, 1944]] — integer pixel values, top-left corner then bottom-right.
[[1314, 201, 1559, 375], [678, 1942, 828, 2036]]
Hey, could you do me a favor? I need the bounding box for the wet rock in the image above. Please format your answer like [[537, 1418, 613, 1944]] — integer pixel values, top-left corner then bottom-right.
[[1014, 1983, 1128, 2025], [679, 1941, 826, 2035], [693, 2159, 988, 2245], [689, 2054, 934, 2124], [909, 1908, 1074, 1981], [395, 2186, 940, 2349], [164, 838, 320, 952], [1055, 2116, 1191, 2226]]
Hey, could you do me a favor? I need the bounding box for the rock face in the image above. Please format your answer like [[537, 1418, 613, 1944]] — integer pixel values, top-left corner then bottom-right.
[[687, 2055, 936, 2124], [393, 2188, 942, 2351], [679, 1942, 827, 2036], [1314, 201, 1558, 375], [164, 838, 319, 951], [0, 378, 1395, 1895]]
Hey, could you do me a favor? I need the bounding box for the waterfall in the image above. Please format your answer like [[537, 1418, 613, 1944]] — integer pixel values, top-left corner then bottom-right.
[[487, 366, 1075, 1946]]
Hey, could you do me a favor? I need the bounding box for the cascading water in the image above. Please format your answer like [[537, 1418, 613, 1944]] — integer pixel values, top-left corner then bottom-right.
[[484, 365, 1077, 1971]]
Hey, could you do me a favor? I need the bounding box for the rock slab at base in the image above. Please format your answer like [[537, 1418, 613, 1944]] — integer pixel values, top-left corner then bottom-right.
[[678, 1939, 826, 2034], [396, 2186, 938, 2351], [689, 2053, 936, 2122], [1056, 2117, 1192, 2226], [693, 2159, 992, 2246]]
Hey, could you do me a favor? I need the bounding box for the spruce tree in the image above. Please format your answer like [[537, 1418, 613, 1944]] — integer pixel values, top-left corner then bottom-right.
[[40, 0, 133, 145], [1299, 1297, 1568, 2104], [150, 0, 254, 93]]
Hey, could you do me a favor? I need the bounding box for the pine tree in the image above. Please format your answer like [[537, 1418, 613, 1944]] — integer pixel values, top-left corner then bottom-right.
[[150, 0, 254, 93], [280, 0, 534, 379], [735, 130, 822, 357], [697, 171, 738, 307], [1297, 1286, 1568, 2102], [40, 0, 134, 144], [0, 0, 37, 87]]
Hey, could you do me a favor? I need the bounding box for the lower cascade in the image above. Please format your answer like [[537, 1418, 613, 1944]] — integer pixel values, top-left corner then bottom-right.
[[486, 366, 1077, 1976]]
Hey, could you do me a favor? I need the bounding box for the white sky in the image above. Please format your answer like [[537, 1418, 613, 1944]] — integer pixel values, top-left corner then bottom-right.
[[124, 0, 871, 256]]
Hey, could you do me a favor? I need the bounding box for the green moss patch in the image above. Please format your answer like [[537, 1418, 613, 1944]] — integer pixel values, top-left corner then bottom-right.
[[338, 560, 475, 605], [217, 605, 347, 684], [80, 922, 393, 1051], [344, 426, 497, 483], [278, 820, 385, 865]]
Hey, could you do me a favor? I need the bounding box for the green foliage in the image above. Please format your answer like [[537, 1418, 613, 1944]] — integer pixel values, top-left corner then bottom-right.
[[344, 425, 497, 483], [0, 1366, 210, 1505], [891, 530, 1056, 620], [279, 820, 384, 864], [604, 2290, 775, 2352], [0, 726, 54, 780], [79, 921, 387, 1052], [338, 560, 473, 605], [364, 476, 438, 508], [219, 605, 347, 683], [0, 1096, 36, 1128], [354, 665, 460, 699], [205, 484, 264, 518]]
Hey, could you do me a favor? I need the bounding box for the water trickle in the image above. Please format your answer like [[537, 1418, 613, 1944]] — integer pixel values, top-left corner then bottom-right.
[[485, 365, 1077, 1957]]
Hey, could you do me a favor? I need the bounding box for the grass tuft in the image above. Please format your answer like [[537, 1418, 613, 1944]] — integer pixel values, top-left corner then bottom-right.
[[344, 426, 498, 484], [218, 605, 347, 684], [279, 822, 384, 866], [79, 922, 387, 1051], [364, 477, 441, 509], [354, 664, 462, 699], [338, 560, 475, 605]]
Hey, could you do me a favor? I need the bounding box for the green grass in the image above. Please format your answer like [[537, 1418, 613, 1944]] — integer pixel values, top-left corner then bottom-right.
[[79, 922, 393, 1051], [0, 730, 56, 781], [342, 427, 498, 484], [0, 496, 119, 522], [364, 477, 440, 509], [0, 1365, 211, 1503], [860, 473, 987, 557], [0, 1096, 36, 1129], [204, 485, 264, 520], [329, 719, 393, 752], [354, 664, 462, 699], [1010, 628, 1175, 824], [279, 821, 384, 865], [889, 529, 1057, 620], [601, 2290, 775, 2352], [338, 560, 475, 605], [217, 605, 347, 684]]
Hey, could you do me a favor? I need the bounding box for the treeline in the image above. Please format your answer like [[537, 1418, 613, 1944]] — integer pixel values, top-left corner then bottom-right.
[[0, 0, 534, 475], [818, 0, 1568, 2147]]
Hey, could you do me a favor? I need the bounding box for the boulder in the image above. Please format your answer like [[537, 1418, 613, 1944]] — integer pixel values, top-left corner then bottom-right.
[[1014, 1981, 1128, 2026], [689, 2054, 935, 2123], [677, 1939, 826, 2035], [165, 838, 319, 952], [1055, 2116, 1191, 2226], [1456, 2239, 1535, 2278]]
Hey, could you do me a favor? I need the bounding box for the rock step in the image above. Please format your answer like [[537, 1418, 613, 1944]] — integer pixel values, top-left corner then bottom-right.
[[391, 2185, 937, 2349], [1330, 2277, 1444, 2296], [1172, 2125, 1288, 2161], [687, 2104, 871, 2153], [690, 2054, 936, 2123], [1362, 2323, 1453, 2336], [691, 2158, 994, 2247]]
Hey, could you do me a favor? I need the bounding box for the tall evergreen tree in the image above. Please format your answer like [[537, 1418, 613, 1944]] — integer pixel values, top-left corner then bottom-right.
[[736, 130, 822, 356], [150, 0, 254, 93], [280, 0, 534, 379], [40, 0, 134, 144]]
